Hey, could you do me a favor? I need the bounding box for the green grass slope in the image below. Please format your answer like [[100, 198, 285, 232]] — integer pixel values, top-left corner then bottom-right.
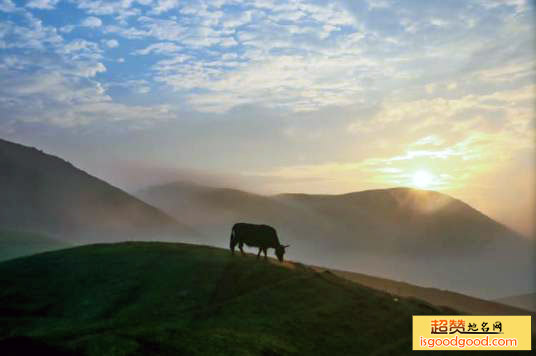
[[494, 293, 536, 312], [0, 242, 528, 356], [314, 267, 535, 319], [0, 229, 69, 262]]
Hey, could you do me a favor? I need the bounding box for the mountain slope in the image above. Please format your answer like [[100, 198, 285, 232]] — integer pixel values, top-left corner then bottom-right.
[[494, 293, 536, 312], [314, 267, 534, 320], [137, 181, 535, 299], [276, 187, 519, 253], [0, 242, 503, 356], [137, 181, 294, 234], [0, 138, 195, 243]]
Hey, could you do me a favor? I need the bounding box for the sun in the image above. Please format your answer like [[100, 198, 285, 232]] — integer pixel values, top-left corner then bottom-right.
[[412, 170, 434, 189]]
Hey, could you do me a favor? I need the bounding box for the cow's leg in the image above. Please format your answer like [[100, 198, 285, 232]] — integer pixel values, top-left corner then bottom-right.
[[239, 242, 245, 256], [230, 232, 236, 255], [257, 247, 262, 259], [263, 248, 268, 259]]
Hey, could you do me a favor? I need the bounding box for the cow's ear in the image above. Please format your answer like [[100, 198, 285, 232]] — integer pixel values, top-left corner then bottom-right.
[[283, 244, 290, 248]]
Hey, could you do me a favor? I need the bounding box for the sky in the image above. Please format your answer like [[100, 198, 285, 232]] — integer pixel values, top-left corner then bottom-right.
[[0, 0, 534, 237]]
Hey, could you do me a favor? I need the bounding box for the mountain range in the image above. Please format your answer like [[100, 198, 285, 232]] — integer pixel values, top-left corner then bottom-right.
[[138, 181, 535, 299], [0, 137, 532, 299]]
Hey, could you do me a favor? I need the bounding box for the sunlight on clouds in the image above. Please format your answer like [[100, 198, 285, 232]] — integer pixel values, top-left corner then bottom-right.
[[247, 124, 532, 234], [413, 135, 444, 146], [365, 131, 523, 191], [476, 61, 535, 83]]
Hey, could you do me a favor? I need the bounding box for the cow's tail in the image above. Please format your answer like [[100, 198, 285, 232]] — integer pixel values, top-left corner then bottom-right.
[[230, 227, 237, 254]]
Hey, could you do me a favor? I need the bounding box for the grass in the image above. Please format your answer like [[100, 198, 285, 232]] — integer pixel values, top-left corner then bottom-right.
[[0, 229, 68, 262], [0, 242, 528, 355]]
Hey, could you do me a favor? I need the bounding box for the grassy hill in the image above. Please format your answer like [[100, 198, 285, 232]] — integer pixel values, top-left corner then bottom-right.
[[495, 293, 536, 312], [0, 138, 195, 243], [0, 230, 70, 262], [315, 267, 534, 320], [137, 181, 535, 299], [0, 241, 473, 356]]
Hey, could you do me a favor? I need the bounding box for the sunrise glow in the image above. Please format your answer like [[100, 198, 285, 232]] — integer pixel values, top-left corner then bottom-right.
[[412, 170, 435, 189]]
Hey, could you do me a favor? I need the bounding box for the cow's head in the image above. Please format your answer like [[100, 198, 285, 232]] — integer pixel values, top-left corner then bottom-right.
[[275, 244, 290, 262]]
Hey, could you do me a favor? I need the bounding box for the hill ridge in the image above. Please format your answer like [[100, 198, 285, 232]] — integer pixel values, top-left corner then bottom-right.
[[148, 181, 515, 232]]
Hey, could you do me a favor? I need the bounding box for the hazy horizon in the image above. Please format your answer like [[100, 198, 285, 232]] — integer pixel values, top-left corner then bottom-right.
[[1, 0, 534, 237]]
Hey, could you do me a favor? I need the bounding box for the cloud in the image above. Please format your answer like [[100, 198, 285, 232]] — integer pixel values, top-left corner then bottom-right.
[[61, 39, 101, 55], [365, 0, 391, 10], [82, 16, 103, 28], [1, 12, 63, 49], [75, 0, 133, 15], [96, 1, 369, 112], [0, 63, 171, 128], [104, 24, 148, 39], [478, 0, 530, 14], [73, 62, 106, 77], [151, 0, 180, 15], [104, 38, 119, 48], [107, 79, 151, 94], [133, 42, 181, 55], [26, 0, 60, 10], [97, 0, 532, 116], [429, 18, 448, 28], [476, 61, 534, 83], [59, 25, 75, 33], [0, 0, 16, 12], [3, 0, 534, 120], [0, 2, 182, 130]]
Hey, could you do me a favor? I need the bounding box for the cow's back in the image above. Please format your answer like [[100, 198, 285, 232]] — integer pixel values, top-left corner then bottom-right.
[[233, 223, 279, 248]]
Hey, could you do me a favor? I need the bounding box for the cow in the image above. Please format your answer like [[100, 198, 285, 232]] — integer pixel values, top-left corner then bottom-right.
[[230, 223, 289, 262]]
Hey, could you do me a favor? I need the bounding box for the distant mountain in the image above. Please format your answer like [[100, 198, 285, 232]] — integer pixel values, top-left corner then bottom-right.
[[138, 181, 535, 299], [0, 138, 195, 243], [137, 181, 523, 254], [495, 293, 536, 312], [137, 181, 291, 235]]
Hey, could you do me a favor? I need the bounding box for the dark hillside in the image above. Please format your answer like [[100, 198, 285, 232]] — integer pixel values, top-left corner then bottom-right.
[[0, 242, 469, 356]]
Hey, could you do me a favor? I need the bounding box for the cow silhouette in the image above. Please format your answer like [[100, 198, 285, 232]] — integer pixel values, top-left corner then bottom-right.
[[230, 223, 289, 262]]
